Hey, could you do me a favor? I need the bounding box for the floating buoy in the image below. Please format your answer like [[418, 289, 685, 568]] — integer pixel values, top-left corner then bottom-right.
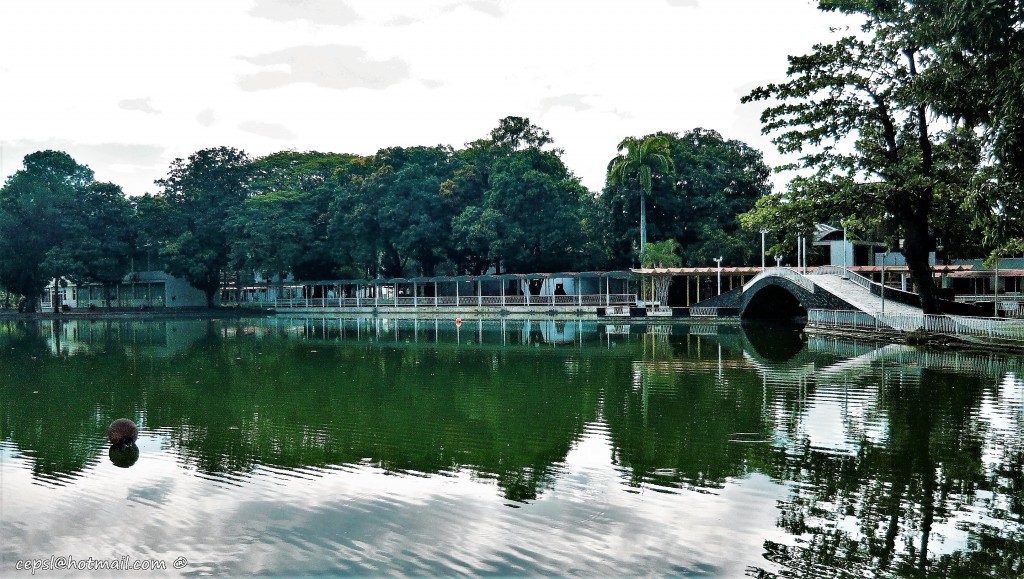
[[107, 418, 138, 448], [455, 317, 462, 327]]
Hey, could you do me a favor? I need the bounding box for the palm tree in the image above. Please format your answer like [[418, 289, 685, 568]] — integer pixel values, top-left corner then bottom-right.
[[607, 135, 674, 257]]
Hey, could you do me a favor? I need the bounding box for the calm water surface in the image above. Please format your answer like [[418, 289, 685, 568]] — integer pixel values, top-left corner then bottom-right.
[[1, 317, 1023, 577]]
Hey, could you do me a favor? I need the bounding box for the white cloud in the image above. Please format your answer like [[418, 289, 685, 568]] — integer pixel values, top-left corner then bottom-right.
[[0, 0, 858, 196], [539, 94, 593, 114], [119, 98, 160, 115], [197, 109, 217, 127], [250, 0, 360, 25], [238, 45, 411, 91], [238, 121, 298, 140]]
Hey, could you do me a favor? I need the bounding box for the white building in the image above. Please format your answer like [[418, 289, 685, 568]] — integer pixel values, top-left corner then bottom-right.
[[40, 271, 211, 312]]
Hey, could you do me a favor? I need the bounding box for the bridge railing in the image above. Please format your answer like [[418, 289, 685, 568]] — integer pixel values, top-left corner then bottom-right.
[[742, 267, 815, 293], [811, 266, 875, 291], [808, 309, 1024, 342]]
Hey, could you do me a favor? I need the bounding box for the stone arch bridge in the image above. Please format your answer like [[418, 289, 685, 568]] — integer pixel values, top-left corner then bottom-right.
[[697, 267, 926, 320]]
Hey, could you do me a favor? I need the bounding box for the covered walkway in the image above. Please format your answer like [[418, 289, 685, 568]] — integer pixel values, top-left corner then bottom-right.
[[222, 271, 634, 310]]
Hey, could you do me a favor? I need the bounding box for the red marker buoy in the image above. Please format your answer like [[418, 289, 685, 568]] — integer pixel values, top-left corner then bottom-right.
[[455, 317, 462, 327]]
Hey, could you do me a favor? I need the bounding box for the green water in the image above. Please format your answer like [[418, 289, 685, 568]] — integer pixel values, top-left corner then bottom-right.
[[1, 317, 1023, 576]]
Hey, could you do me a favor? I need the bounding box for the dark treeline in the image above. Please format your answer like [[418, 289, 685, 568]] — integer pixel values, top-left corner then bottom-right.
[[0, 117, 771, 310]]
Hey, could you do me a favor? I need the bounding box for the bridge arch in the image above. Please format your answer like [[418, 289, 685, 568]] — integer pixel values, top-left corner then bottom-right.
[[736, 270, 858, 320], [737, 276, 818, 321], [742, 284, 807, 320]]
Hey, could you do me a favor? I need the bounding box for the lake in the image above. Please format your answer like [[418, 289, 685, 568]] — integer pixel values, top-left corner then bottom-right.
[[1, 316, 1023, 576]]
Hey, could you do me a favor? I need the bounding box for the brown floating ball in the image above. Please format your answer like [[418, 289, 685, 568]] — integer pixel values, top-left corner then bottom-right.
[[107, 418, 139, 447]]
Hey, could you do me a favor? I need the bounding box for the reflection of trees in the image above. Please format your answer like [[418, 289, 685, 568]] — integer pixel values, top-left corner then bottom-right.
[[0, 320, 614, 502], [604, 332, 776, 489], [5, 318, 1024, 570], [758, 368, 1024, 577], [0, 321, 144, 478]]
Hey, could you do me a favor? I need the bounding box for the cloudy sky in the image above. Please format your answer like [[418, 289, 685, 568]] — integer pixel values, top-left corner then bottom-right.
[[0, 0, 854, 196]]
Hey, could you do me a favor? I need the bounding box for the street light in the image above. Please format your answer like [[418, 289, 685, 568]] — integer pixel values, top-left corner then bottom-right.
[[842, 224, 849, 279], [775, 255, 783, 268], [713, 256, 723, 295], [881, 250, 889, 315], [760, 230, 767, 270], [994, 256, 1000, 317]]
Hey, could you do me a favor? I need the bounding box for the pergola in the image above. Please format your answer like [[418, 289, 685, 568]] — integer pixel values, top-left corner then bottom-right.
[[231, 271, 635, 309]]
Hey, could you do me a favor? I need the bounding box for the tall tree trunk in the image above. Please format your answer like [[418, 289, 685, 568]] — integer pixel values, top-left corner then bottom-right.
[[903, 212, 939, 314], [640, 191, 648, 258]]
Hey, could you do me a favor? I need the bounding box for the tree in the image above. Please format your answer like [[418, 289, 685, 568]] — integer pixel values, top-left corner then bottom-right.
[[237, 151, 357, 280], [602, 129, 771, 268], [442, 116, 596, 274], [607, 135, 674, 258], [44, 182, 135, 307], [481, 147, 591, 273], [917, 2, 1024, 259], [741, 2, 983, 314], [330, 146, 457, 277], [154, 147, 251, 307], [0, 151, 97, 311], [228, 190, 317, 282], [640, 239, 683, 307]]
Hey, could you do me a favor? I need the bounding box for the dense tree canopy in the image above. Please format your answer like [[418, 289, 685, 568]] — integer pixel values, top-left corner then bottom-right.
[[232, 151, 356, 280], [603, 129, 771, 268], [154, 146, 252, 307], [330, 146, 457, 278], [0, 151, 128, 311], [0, 117, 779, 306]]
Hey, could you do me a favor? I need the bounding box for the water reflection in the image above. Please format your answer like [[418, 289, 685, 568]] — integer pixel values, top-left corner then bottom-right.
[[0, 317, 1022, 576]]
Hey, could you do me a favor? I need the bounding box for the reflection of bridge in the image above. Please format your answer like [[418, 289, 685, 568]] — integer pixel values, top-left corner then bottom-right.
[[740, 329, 1024, 385], [807, 336, 1024, 378]]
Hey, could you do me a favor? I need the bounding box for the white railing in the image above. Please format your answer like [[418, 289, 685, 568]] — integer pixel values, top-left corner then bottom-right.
[[955, 292, 1024, 303], [605, 305, 630, 317], [742, 268, 815, 293], [811, 266, 875, 291], [808, 309, 1024, 342], [690, 307, 719, 317], [75, 298, 166, 309], [229, 293, 639, 309]]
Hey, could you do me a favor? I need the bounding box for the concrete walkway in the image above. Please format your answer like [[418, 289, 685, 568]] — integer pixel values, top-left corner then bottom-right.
[[809, 273, 923, 316]]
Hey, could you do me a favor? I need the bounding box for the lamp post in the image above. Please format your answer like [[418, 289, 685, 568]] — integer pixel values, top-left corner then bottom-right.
[[842, 225, 849, 278], [775, 255, 783, 268], [713, 256, 723, 295], [761, 230, 766, 270], [994, 256, 1000, 317], [881, 250, 889, 315]]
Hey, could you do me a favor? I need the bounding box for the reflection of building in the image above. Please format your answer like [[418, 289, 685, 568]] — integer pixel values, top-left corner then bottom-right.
[[41, 319, 210, 357], [521, 319, 578, 345], [40, 271, 210, 312]]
